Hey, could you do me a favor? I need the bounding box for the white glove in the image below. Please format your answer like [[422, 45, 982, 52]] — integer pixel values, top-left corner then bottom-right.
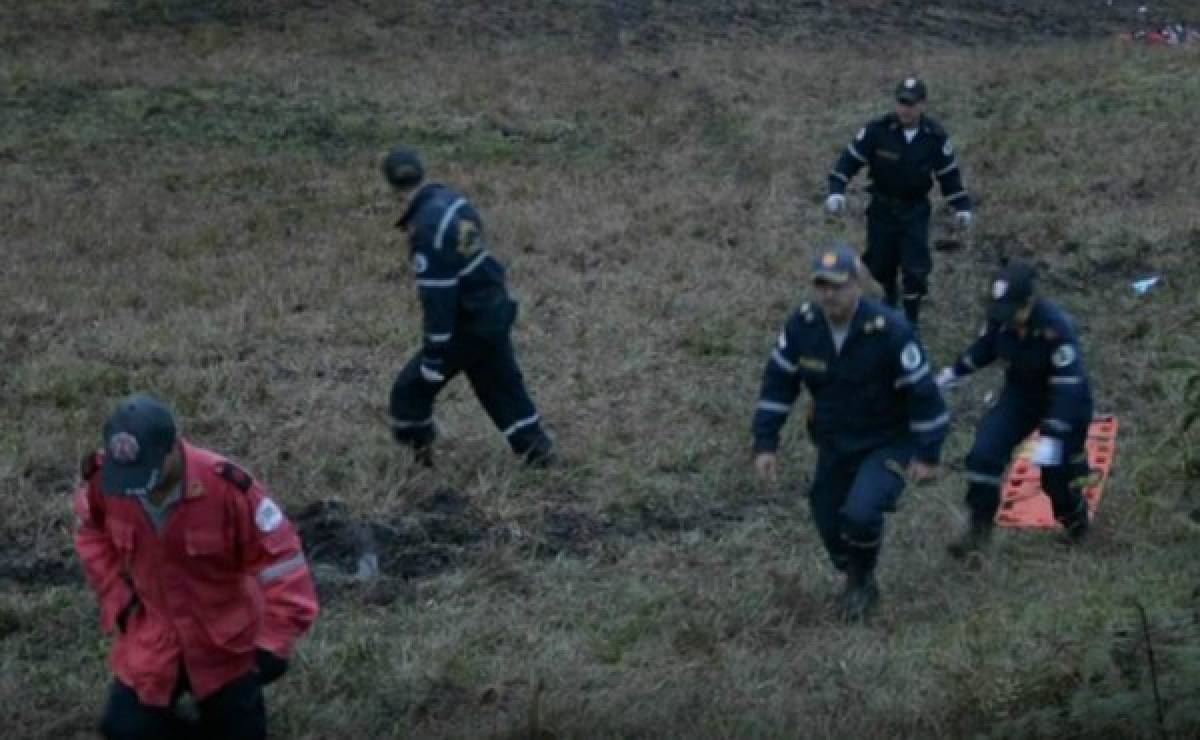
[[1031, 437, 1063, 467], [934, 367, 960, 390], [955, 210, 974, 229], [825, 194, 846, 214]]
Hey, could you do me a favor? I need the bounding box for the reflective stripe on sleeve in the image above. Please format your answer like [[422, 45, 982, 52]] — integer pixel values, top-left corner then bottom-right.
[[966, 471, 1004, 486], [1043, 418, 1071, 433], [756, 400, 792, 414], [434, 198, 468, 251], [416, 277, 459, 288], [258, 553, 307, 585], [910, 411, 950, 433], [458, 250, 490, 276], [771, 350, 797, 374], [895, 363, 931, 388]]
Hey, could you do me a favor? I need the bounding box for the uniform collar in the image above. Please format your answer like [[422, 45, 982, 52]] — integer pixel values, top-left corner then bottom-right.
[[887, 112, 927, 135], [819, 299, 868, 335], [180, 440, 207, 500], [395, 183, 440, 229]]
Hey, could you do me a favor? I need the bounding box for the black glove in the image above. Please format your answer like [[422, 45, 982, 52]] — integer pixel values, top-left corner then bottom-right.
[[255, 649, 289, 685]]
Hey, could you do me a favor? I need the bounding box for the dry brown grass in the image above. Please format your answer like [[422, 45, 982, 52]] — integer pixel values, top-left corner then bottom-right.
[[3, 2, 1200, 738]]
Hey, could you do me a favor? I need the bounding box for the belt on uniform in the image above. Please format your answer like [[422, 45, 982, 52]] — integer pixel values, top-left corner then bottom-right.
[[870, 192, 927, 207]]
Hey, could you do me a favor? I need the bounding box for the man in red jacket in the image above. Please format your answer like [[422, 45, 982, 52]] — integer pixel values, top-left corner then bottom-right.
[[75, 394, 319, 739]]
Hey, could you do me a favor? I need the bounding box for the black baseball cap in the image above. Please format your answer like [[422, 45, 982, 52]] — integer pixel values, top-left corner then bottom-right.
[[895, 77, 927, 104], [812, 244, 861, 285], [988, 260, 1036, 323], [101, 394, 178, 496], [382, 147, 425, 189]]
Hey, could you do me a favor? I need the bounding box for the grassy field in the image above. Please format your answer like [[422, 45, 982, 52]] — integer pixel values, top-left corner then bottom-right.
[[3, 1, 1200, 737]]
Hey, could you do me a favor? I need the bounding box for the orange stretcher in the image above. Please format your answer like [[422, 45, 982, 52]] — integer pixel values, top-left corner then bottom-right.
[[996, 415, 1118, 528]]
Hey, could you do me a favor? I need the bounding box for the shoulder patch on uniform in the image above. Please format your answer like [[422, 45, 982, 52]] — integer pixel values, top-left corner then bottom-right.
[[900, 341, 923, 371], [255, 498, 284, 533], [456, 220, 482, 257], [80, 451, 101, 480], [412, 253, 428, 274], [1052, 344, 1077, 368], [216, 462, 254, 492]]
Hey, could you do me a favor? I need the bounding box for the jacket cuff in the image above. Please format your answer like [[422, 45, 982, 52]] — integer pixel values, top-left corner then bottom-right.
[[255, 635, 292, 659], [753, 438, 779, 454]]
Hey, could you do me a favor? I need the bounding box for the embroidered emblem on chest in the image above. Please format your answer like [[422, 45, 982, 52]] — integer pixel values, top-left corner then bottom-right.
[[1052, 345, 1077, 368], [796, 356, 828, 373]]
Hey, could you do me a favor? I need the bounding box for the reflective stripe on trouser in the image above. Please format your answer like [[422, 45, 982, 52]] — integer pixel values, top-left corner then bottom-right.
[[1039, 426, 1091, 529], [389, 352, 440, 449], [808, 442, 912, 573], [964, 389, 1091, 526], [864, 199, 932, 313], [965, 390, 1038, 524], [389, 321, 545, 455]]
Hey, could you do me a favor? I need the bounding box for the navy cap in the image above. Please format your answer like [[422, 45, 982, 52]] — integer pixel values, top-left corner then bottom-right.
[[382, 147, 425, 189], [101, 394, 177, 496], [988, 260, 1036, 323], [812, 244, 862, 285], [895, 77, 927, 104]]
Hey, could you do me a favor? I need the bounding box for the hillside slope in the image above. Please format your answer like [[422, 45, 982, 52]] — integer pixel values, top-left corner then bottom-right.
[[2, 1, 1199, 737]]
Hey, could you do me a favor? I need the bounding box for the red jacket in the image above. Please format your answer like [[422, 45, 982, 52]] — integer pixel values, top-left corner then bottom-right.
[[74, 441, 319, 706]]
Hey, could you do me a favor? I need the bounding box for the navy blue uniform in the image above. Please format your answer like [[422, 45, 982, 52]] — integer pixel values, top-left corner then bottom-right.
[[389, 183, 549, 458], [828, 113, 971, 323], [952, 299, 1094, 530], [753, 299, 949, 572]]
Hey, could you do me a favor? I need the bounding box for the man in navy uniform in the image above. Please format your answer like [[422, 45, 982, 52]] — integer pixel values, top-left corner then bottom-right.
[[752, 244, 949, 621], [937, 260, 1094, 557], [826, 77, 974, 326], [382, 147, 555, 467]]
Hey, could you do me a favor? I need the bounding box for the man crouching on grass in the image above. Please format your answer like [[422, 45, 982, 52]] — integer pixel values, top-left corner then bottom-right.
[[75, 394, 318, 739], [751, 245, 949, 622]]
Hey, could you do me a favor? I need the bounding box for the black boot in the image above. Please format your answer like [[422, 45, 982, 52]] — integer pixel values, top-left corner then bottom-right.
[[947, 518, 993, 561], [839, 561, 880, 623], [1056, 498, 1090, 546], [902, 296, 922, 326], [519, 434, 558, 469], [412, 444, 435, 469]]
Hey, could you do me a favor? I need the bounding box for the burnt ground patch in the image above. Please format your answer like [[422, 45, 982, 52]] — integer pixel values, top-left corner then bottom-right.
[[296, 488, 797, 603], [294, 490, 489, 584]]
